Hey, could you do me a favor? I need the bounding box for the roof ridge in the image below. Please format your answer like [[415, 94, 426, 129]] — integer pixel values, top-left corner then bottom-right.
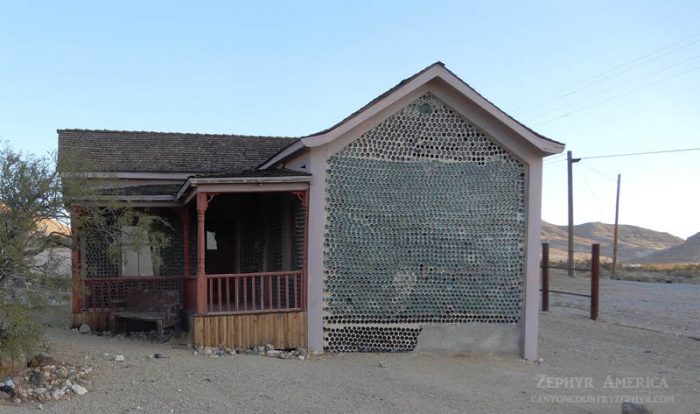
[[302, 61, 445, 138], [57, 128, 298, 140]]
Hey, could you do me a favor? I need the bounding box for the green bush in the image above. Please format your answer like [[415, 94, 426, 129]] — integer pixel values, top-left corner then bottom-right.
[[0, 303, 43, 362]]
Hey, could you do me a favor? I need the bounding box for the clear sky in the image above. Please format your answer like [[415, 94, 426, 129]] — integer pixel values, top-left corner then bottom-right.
[[1, 1, 698, 238]]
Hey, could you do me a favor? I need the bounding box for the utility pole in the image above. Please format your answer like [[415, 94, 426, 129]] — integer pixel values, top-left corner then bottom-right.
[[567, 150, 581, 276], [611, 174, 621, 277]]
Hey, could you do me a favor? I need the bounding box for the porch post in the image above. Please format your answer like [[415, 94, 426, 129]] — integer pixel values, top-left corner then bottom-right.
[[178, 207, 191, 277], [302, 190, 309, 310], [70, 207, 81, 315], [196, 193, 208, 314]]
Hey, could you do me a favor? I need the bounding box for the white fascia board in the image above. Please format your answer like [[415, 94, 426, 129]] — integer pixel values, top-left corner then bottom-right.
[[258, 140, 306, 170], [298, 65, 564, 156], [301, 66, 445, 149], [60, 172, 196, 180], [73, 195, 177, 202], [435, 70, 564, 155], [176, 175, 313, 201], [69, 195, 179, 208]]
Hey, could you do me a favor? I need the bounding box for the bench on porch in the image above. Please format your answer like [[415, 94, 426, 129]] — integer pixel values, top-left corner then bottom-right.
[[110, 288, 180, 339]]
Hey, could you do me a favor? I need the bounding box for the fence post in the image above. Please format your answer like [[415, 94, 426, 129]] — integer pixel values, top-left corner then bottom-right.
[[541, 243, 549, 312], [590, 243, 600, 320]]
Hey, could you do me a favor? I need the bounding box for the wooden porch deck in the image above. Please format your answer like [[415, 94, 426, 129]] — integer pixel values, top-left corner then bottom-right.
[[75, 270, 307, 349]]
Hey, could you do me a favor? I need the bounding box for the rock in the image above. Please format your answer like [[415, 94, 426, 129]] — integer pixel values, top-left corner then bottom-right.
[[50, 388, 65, 400], [33, 387, 47, 395], [378, 361, 388, 368], [28, 372, 45, 387], [265, 350, 281, 357], [2, 378, 14, 388], [621, 402, 651, 414], [13, 398, 21, 404], [278, 352, 291, 360], [154, 353, 169, 359], [215, 350, 225, 357], [71, 384, 87, 395], [245, 349, 260, 356], [0, 391, 11, 400], [254, 346, 266, 353], [17, 387, 28, 398], [203, 348, 213, 356], [114, 355, 125, 362], [192, 350, 198, 355], [298, 355, 305, 360], [227, 349, 236, 355], [78, 324, 91, 334], [265, 343, 275, 352]]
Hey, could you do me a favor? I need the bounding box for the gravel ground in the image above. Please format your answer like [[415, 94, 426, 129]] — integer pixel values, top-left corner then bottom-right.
[[549, 270, 700, 338], [2, 278, 698, 414]]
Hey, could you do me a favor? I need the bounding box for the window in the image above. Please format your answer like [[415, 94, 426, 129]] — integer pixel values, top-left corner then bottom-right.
[[121, 226, 154, 276], [206, 231, 218, 251]]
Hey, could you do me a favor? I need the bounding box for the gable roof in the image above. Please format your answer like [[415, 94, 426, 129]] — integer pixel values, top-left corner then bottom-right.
[[259, 62, 564, 169], [59, 62, 564, 179], [58, 129, 298, 174]]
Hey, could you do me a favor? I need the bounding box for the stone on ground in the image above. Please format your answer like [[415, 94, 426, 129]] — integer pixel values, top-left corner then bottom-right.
[[71, 383, 88, 395], [621, 402, 651, 414]]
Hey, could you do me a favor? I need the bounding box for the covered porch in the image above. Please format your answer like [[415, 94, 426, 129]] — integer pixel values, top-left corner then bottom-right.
[[71, 176, 310, 349]]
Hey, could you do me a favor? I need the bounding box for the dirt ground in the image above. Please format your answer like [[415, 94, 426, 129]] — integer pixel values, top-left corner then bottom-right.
[[549, 269, 700, 338], [2, 274, 699, 414]]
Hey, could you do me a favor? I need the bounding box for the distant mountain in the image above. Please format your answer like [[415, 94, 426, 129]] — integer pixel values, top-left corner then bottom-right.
[[632, 232, 700, 264], [541, 221, 684, 262]]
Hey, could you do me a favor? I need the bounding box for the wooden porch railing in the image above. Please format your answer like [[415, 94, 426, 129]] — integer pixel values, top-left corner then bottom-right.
[[80, 276, 183, 312], [206, 270, 304, 314]]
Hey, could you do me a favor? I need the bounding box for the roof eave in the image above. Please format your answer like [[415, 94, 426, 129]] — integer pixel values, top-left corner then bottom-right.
[[176, 175, 313, 200], [257, 140, 306, 170], [263, 63, 564, 165]]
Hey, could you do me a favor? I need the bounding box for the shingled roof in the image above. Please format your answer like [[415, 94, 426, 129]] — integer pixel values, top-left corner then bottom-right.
[[58, 129, 299, 174]]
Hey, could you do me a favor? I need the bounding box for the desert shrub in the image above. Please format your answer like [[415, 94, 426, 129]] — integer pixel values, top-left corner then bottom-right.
[[0, 303, 43, 361]]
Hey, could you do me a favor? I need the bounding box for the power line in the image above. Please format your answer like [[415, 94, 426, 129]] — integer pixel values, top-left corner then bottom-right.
[[579, 163, 616, 181], [512, 31, 700, 112], [582, 147, 700, 160], [522, 54, 700, 121], [530, 65, 700, 126], [544, 158, 567, 165], [544, 153, 567, 161]]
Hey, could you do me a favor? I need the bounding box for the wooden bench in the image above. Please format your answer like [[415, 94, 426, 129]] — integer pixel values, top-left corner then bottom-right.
[[110, 288, 180, 339]]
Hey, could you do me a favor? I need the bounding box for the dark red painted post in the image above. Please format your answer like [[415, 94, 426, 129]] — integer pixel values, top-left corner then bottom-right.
[[541, 243, 549, 312], [70, 207, 81, 316], [590, 243, 600, 320], [301, 190, 309, 310], [196, 193, 208, 314], [178, 207, 191, 277]]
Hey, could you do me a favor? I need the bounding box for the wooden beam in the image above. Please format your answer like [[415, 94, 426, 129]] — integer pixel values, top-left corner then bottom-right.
[[234, 211, 241, 274], [196, 193, 209, 314], [301, 190, 309, 310], [282, 203, 292, 270], [541, 243, 549, 312], [178, 207, 191, 277], [70, 207, 81, 315], [591, 244, 600, 321]]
